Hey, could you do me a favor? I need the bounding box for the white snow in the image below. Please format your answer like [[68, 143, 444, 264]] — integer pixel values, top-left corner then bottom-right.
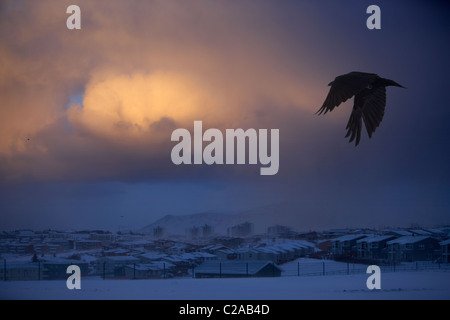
[[1, 270, 449, 300]]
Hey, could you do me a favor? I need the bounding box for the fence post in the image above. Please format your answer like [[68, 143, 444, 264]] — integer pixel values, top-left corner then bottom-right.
[[347, 262, 349, 275], [416, 262, 418, 271], [219, 263, 222, 279], [192, 265, 195, 278], [246, 263, 248, 277], [322, 262, 325, 276], [3, 259, 6, 281], [103, 262, 106, 280], [163, 263, 166, 279], [297, 262, 300, 277], [133, 263, 136, 280], [38, 261, 41, 281]]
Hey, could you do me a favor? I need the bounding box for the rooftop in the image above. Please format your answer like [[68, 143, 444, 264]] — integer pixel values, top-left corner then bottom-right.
[[332, 234, 367, 242], [387, 236, 431, 245]]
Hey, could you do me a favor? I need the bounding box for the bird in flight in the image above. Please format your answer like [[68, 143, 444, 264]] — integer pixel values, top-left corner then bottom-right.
[[316, 71, 404, 146]]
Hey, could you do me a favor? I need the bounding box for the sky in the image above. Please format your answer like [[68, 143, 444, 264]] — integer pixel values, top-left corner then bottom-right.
[[0, 0, 449, 231]]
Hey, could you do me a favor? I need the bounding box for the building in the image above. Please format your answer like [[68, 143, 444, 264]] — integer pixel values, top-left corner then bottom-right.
[[317, 240, 332, 254], [74, 240, 102, 251], [186, 226, 200, 239], [330, 234, 367, 258], [356, 235, 396, 261], [227, 222, 254, 238], [153, 226, 164, 239], [440, 239, 450, 263], [247, 240, 316, 263], [0, 242, 34, 254], [387, 236, 441, 263], [202, 224, 213, 237], [194, 260, 282, 278], [215, 249, 238, 260]]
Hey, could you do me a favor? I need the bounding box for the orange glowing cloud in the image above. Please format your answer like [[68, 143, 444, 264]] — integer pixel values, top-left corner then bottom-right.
[[67, 72, 218, 142], [0, 0, 331, 181]]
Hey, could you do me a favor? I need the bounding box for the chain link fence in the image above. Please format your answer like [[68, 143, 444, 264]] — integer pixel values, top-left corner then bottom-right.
[[1, 258, 449, 281]]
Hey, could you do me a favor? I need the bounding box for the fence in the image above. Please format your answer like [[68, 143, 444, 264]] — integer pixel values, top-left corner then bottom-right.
[[280, 260, 450, 277], [1, 259, 449, 281]]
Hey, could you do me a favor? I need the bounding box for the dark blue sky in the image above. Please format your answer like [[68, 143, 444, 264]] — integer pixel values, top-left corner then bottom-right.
[[0, 1, 449, 231]]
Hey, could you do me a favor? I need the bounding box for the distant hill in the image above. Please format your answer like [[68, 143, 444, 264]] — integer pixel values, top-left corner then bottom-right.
[[138, 202, 313, 237]]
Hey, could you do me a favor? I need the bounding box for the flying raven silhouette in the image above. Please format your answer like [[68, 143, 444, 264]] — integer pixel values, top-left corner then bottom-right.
[[317, 72, 404, 146]]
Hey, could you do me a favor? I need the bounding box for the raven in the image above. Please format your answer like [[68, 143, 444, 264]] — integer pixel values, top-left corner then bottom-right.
[[317, 72, 404, 146]]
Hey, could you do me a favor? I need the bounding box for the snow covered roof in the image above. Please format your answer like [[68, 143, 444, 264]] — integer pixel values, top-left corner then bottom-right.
[[332, 234, 367, 242], [440, 239, 450, 246], [139, 252, 167, 260], [424, 228, 445, 235], [410, 229, 432, 236], [102, 256, 140, 262], [162, 255, 193, 263], [104, 248, 129, 254], [126, 262, 175, 271], [195, 260, 282, 275], [217, 249, 236, 255], [387, 236, 430, 245], [191, 252, 217, 259], [357, 235, 395, 243], [383, 229, 414, 236]]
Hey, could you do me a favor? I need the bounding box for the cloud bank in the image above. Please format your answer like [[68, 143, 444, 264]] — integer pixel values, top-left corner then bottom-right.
[[0, 0, 333, 182]]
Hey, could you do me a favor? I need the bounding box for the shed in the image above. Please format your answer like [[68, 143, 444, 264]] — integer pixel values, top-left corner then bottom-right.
[[194, 260, 282, 278]]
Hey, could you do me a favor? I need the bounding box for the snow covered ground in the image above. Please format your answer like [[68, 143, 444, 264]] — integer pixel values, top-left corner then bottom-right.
[[1, 269, 449, 300]]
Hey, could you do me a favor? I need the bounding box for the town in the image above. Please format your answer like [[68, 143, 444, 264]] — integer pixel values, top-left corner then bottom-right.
[[1, 222, 449, 281]]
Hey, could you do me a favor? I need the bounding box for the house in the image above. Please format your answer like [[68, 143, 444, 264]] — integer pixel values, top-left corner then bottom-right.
[[356, 235, 396, 261], [317, 240, 332, 254], [103, 248, 130, 257], [2, 242, 34, 254], [440, 239, 450, 263], [190, 252, 217, 263], [160, 255, 194, 276], [255, 247, 285, 264], [194, 260, 282, 278], [216, 249, 238, 260], [387, 236, 441, 263], [166, 243, 189, 255], [138, 252, 168, 263], [74, 240, 102, 251], [330, 234, 367, 258]]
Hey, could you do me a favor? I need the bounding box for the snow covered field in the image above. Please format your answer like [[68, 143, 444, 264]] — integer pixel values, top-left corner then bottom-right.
[[1, 270, 449, 300]]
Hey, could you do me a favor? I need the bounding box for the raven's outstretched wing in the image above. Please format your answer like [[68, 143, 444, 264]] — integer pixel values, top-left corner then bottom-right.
[[316, 72, 379, 115], [345, 87, 386, 146], [361, 86, 386, 138]]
